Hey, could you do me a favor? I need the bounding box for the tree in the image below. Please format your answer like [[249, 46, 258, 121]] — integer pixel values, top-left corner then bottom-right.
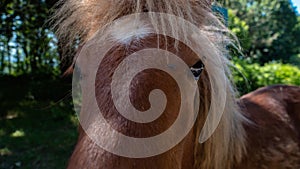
[[222, 0, 300, 64], [0, 0, 59, 75]]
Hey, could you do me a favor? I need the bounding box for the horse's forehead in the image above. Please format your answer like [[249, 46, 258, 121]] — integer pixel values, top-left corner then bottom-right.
[[77, 38, 200, 71]]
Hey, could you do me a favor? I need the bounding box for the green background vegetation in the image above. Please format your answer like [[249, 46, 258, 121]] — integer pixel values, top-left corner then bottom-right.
[[0, 0, 300, 168]]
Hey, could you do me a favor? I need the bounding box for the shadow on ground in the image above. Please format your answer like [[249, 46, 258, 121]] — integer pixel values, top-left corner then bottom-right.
[[0, 75, 78, 169]]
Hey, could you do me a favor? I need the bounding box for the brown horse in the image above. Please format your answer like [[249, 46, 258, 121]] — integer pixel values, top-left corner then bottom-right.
[[52, 0, 300, 168]]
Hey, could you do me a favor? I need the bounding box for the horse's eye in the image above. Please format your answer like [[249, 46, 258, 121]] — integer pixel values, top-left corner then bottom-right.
[[190, 60, 204, 80]]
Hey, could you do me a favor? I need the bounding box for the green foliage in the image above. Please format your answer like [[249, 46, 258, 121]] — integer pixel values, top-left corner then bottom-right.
[[232, 59, 300, 94], [228, 9, 251, 50], [224, 0, 300, 64], [227, 9, 252, 58], [0, 0, 59, 75], [289, 54, 300, 68], [221, 0, 300, 93]]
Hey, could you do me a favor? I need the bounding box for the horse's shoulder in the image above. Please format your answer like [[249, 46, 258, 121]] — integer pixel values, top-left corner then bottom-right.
[[236, 85, 300, 169]]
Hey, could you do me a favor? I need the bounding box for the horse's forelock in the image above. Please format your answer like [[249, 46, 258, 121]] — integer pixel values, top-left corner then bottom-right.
[[51, 0, 216, 61]]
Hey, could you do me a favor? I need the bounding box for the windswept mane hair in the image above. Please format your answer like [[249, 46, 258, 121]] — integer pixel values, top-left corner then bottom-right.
[[51, 0, 229, 56], [51, 1, 247, 169]]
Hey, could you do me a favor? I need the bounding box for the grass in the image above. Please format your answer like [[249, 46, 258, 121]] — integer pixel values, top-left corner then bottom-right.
[[0, 75, 78, 169]]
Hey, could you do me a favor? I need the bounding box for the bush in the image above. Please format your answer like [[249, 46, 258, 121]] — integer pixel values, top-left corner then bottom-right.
[[289, 54, 300, 68], [232, 59, 300, 95]]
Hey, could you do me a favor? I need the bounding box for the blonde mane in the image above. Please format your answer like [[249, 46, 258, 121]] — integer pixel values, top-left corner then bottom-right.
[[52, 1, 247, 169], [52, 0, 213, 53]]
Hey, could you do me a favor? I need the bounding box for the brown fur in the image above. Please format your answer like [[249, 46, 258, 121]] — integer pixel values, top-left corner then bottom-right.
[[236, 85, 300, 169], [66, 30, 246, 168], [67, 35, 212, 169]]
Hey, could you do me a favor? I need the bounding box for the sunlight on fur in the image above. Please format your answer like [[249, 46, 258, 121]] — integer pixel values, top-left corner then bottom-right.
[[51, 1, 247, 169]]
